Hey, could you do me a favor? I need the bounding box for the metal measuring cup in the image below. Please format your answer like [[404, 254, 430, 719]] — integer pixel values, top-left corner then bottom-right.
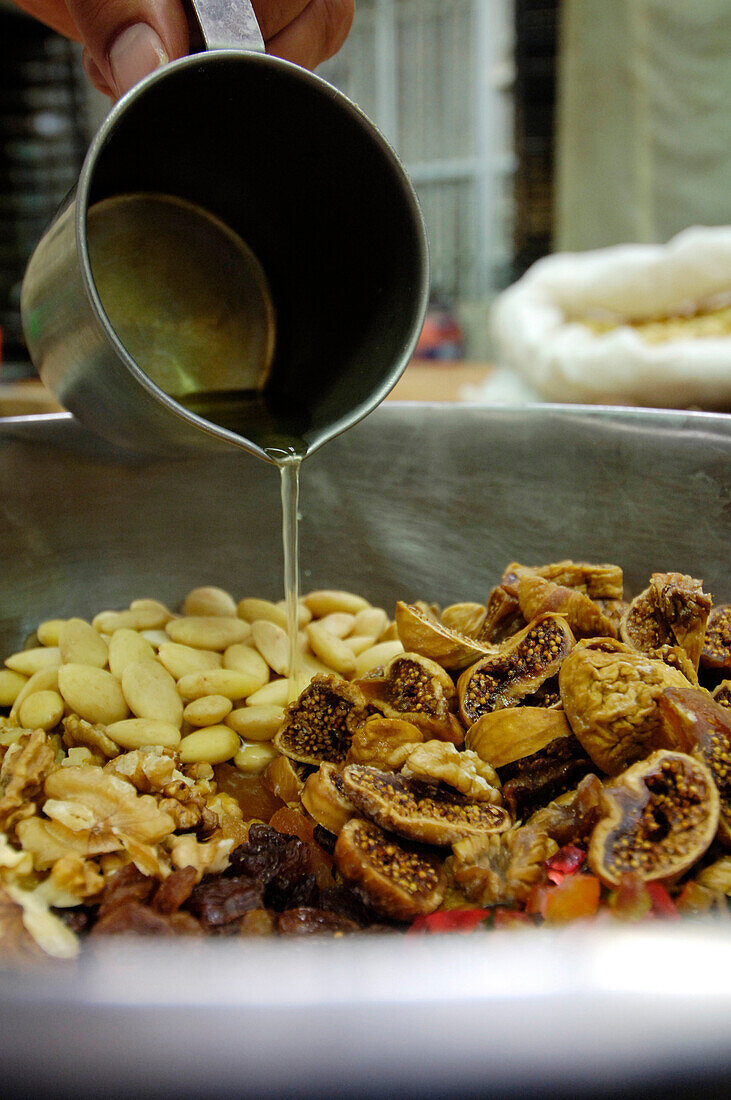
[[21, 0, 429, 460]]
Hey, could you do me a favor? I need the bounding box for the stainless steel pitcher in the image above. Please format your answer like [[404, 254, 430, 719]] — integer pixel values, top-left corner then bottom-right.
[[21, 0, 429, 460]]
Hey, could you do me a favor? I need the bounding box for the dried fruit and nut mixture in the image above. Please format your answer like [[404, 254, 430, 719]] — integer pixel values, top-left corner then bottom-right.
[[1, 566, 730, 961]]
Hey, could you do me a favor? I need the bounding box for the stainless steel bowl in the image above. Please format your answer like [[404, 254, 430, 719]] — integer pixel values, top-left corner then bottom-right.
[[1, 404, 730, 1096]]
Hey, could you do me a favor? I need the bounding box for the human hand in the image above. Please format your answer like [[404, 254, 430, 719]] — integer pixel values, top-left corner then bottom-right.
[[10, 0, 354, 98]]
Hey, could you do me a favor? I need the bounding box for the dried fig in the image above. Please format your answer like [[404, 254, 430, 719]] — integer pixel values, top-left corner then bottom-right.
[[356, 652, 464, 745], [273, 675, 368, 766], [701, 605, 731, 672], [465, 706, 572, 769], [457, 614, 575, 726], [526, 773, 604, 848], [559, 638, 689, 775], [517, 575, 618, 639], [498, 735, 595, 821], [502, 560, 624, 600], [441, 602, 487, 638], [394, 602, 492, 671], [588, 750, 720, 885], [334, 817, 444, 920], [621, 572, 712, 672], [301, 763, 357, 835], [479, 585, 524, 643], [712, 681, 731, 710], [342, 764, 510, 846], [657, 685, 731, 847]]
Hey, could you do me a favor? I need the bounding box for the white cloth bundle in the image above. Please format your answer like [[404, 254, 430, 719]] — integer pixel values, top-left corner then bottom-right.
[[490, 227, 731, 408]]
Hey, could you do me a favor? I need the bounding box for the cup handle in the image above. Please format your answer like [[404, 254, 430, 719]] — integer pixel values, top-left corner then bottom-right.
[[187, 0, 266, 53]]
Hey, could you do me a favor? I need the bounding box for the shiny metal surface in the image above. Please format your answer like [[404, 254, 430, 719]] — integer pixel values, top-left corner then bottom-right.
[[21, 53, 428, 460], [1, 403, 729, 651], [0, 404, 730, 1095], [188, 0, 265, 51]]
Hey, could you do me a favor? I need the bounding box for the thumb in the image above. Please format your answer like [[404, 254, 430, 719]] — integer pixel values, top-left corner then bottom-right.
[[66, 0, 189, 99]]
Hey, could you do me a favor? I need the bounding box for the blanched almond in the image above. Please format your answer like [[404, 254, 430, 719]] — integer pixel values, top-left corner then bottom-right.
[[9, 666, 59, 720], [344, 634, 378, 656], [182, 586, 237, 617], [18, 689, 64, 732], [177, 668, 264, 702], [316, 612, 356, 638], [178, 725, 239, 764], [57, 664, 128, 725], [234, 741, 278, 775], [183, 694, 233, 727], [5, 646, 61, 676], [251, 620, 290, 676], [36, 619, 65, 647], [121, 658, 183, 727], [106, 717, 182, 750], [226, 705, 284, 742], [307, 622, 357, 677], [303, 590, 371, 617], [355, 640, 404, 678], [108, 629, 156, 679], [352, 607, 389, 638], [59, 618, 109, 668], [245, 679, 290, 708], [0, 669, 28, 707], [165, 616, 251, 651], [157, 642, 222, 680], [237, 598, 287, 628], [92, 605, 169, 632], [222, 644, 270, 690]]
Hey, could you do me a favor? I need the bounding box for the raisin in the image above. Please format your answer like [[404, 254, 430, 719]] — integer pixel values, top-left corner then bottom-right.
[[51, 907, 92, 935], [91, 900, 181, 936], [318, 884, 377, 927], [187, 876, 264, 927], [96, 864, 154, 918], [268, 871, 320, 912], [277, 907, 360, 936], [228, 825, 312, 895], [313, 824, 337, 854], [152, 866, 198, 915]]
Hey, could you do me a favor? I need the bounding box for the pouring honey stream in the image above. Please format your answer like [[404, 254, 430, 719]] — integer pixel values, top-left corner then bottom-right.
[[89, 192, 314, 699]]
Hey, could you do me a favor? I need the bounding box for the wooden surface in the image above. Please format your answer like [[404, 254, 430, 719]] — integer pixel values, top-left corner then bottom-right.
[[0, 362, 494, 417], [386, 361, 492, 401]]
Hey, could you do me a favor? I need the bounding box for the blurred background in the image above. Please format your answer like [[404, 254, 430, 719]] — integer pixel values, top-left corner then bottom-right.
[[1, 0, 730, 402]]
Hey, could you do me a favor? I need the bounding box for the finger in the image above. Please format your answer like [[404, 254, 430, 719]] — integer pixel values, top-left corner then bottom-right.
[[65, 0, 189, 98], [265, 0, 354, 70], [81, 47, 115, 98], [251, 1, 311, 42]]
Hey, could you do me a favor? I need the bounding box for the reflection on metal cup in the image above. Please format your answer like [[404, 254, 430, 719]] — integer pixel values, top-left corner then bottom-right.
[[22, 42, 429, 459]]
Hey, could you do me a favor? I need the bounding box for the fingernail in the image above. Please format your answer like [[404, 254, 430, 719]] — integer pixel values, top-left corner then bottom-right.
[[109, 23, 169, 98]]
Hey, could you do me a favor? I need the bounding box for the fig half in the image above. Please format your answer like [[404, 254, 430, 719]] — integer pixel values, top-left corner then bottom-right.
[[701, 605, 731, 672], [458, 614, 575, 726], [334, 818, 444, 920], [357, 651, 464, 745], [395, 602, 492, 671], [273, 675, 368, 766], [621, 572, 712, 672], [342, 764, 510, 846], [588, 749, 720, 885], [657, 685, 731, 847]]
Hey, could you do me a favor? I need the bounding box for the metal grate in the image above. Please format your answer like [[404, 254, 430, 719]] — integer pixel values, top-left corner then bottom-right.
[[320, 0, 515, 310]]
